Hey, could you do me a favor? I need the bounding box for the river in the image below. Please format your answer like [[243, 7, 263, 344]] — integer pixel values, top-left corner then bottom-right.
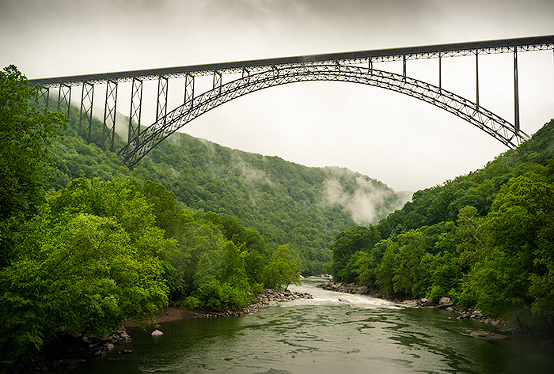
[[79, 278, 554, 374]]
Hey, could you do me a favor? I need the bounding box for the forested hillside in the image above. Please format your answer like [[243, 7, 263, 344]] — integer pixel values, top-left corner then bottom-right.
[[1, 66, 302, 365], [46, 100, 409, 274], [329, 118, 554, 331]]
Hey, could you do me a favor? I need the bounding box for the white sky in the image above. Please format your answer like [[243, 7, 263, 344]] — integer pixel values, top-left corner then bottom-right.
[[1, 0, 553, 191]]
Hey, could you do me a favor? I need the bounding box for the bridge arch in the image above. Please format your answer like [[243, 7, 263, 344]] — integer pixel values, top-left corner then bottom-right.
[[119, 63, 528, 166]]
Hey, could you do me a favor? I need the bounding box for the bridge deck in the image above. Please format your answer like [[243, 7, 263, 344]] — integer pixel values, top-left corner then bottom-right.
[[30, 35, 554, 87]]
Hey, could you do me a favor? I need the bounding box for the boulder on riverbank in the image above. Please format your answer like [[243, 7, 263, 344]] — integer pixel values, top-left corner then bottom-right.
[[203, 288, 313, 318], [318, 281, 384, 298]]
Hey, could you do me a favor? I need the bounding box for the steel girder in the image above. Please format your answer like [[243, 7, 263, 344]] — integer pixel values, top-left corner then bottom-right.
[[30, 35, 554, 87], [119, 63, 529, 166]]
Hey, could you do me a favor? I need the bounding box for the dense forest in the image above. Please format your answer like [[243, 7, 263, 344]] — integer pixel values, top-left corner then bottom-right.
[[4, 60, 552, 367], [329, 118, 554, 331], [0, 66, 302, 364], [44, 91, 408, 275]]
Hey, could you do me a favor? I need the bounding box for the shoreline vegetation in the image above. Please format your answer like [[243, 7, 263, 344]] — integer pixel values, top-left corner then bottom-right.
[[125, 287, 313, 326]]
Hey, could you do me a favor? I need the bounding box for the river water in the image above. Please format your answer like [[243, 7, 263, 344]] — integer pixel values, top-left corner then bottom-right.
[[80, 278, 554, 374]]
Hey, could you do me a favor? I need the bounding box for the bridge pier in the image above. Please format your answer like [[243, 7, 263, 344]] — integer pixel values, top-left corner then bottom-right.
[[128, 77, 143, 148], [156, 75, 169, 124], [37, 85, 49, 111], [184, 73, 195, 111], [57, 83, 71, 120], [514, 47, 520, 135], [475, 50, 479, 110], [102, 80, 118, 152], [438, 53, 442, 91], [78, 81, 94, 143], [213, 71, 222, 94]]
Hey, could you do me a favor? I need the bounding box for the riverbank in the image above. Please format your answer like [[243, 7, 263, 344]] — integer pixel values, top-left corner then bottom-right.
[[317, 281, 514, 333], [124, 288, 313, 327], [5, 288, 312, 373]]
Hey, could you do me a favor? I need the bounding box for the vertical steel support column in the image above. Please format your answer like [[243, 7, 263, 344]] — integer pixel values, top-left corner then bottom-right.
[[184, 73, 195, 107], [102, 80, 118, 152], [402, 55, 407, 81], [128, 77, 143, 147], [213, 71, 222, 94], [37, 86, 49, 111], [475, 49, 480, 109], [368, 58, 373, 71], [156, 75, 169, 123], [514, 47, 520, 135], [438, 53, 442, 91], [78, 81, 94, 144], [58, 83, 71, 120]]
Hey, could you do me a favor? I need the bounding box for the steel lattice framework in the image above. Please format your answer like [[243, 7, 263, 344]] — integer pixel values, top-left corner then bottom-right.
[[118, 64, 528, 165], [28, 35, 554, 163]]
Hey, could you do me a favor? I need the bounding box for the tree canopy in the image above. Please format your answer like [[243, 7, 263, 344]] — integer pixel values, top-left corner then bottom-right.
[[329, 118, 554, 331], [0, 65, 66, 267]]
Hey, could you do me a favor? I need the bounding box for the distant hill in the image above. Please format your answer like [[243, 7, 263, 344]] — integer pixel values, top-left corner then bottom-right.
[[47, 104, 410, 274]]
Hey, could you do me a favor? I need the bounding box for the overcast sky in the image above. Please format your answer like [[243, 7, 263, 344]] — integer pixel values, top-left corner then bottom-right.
[[1, 0, 553, 191]]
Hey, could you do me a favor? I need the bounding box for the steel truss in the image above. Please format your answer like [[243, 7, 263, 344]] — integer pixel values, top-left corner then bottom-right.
[[156, 76, 169, 122], [28, 34, 553, 166], [128, 77, 143, 149], [57, 84, 71, 120], [102, 80, 118, 152], [119, 63, 529, 166], [79, 81, 94, 143], [37, 86, 49, 111]]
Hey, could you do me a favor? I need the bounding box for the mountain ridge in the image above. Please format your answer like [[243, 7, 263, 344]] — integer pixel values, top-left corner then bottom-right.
[[48, 104, 410, 274]]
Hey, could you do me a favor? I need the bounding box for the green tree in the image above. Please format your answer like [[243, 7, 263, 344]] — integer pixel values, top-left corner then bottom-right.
[[462, 171, 554, 321], [0, 181, 171, 361], [374, 239, 399, 295], [0, 65, 66, 267], [393, 229, 428, 298], [330, 226, 380, 282], [263, 245, 300, 290]]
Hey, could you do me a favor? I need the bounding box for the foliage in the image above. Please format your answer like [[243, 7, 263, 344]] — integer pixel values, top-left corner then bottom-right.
[[263, 245, 301, 290], [330, 119, 554, 331], [0, 179, 171, 361], [330, 225, 380, 282], [0, 65, 66, 267], [0, 65, 328, 363], [45, 107, 406, 275]]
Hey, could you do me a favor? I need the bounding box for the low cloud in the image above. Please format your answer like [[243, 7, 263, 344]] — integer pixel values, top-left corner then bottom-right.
[[323, 167, 409, 224]]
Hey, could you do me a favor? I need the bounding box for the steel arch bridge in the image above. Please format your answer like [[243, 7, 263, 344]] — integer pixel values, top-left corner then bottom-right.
[[29, 35, 554, 166]]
